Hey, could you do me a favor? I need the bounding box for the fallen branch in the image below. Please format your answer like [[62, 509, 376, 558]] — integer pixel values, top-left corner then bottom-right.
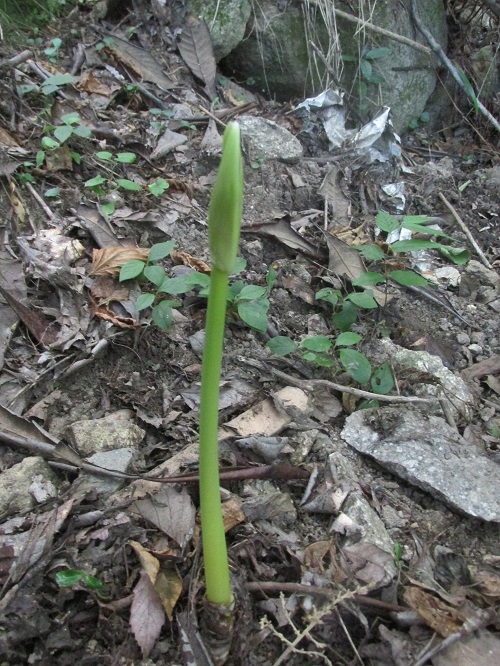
[[411, 0, 500, 133], [438, 192, 493, 269], [269, 367, 441, 404]]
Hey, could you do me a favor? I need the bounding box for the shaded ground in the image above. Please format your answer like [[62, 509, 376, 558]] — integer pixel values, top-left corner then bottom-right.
[[0, 4, 499, 666]]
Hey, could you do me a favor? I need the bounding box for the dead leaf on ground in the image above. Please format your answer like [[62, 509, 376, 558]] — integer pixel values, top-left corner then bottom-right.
[[177, 14, 217, 99], [171, 250, 210, 273], [129, 540, 160, 584], [341, 542, 395, 588], [433, 629, 500, 666], [326, 233, 391, 306], [461, 354, 500, 381], [222, 498, 246, 532], [154, 565, 183, 621], [243, 219, 323, 260], [132, 487, 196, 549], [403, 586, 467, 636], [102, 32, 176, 91], [91, 246, 149, 276], [130, 571, 166, 658]]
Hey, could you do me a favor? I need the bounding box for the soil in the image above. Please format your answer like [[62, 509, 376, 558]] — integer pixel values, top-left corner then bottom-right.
[[0, 4, 499, 666]]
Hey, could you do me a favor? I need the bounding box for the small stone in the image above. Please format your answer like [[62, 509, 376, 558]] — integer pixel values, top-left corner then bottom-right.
[[238, 115, 303, 163], [488, 299, 500, 313], [462, 260, 500, 288], [468, 344, 483, 356], [0, 457, 60, 514], [456, 332, 470, 345], [471, 332, 486, 346]]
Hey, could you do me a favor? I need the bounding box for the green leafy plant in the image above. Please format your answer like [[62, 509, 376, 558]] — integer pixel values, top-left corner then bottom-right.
[[342, 45, 391, 110], [37, 112, 92, 166], [119, 240, 195, 330], [40, 73, 77, 96], [55, 568, 107, 598], [44, 36, 62, 62]]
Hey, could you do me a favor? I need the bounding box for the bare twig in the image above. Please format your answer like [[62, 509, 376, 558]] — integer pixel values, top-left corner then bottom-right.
[[0, 50, 32, 70], [269, 367, 441, 404], [411, 0, 500, 133], [438, 192, 493, 269]]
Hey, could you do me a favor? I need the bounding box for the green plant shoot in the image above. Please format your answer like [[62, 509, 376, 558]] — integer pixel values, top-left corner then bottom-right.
[[199, 122, 243, 606]]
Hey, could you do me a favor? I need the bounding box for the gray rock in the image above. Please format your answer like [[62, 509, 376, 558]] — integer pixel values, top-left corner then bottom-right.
[[462, 259, 500, 288], [456, 332, 470, 345], [66, 411, 145, 457], [221, 0, 447, 134], [185, 0, 251, 60], [367, 338, 475, 420], [0, 456, 59, 514], [82, 448, 135, 495], [342, 407, 500, 522], [241, 479, 296, 526], [237, 116, 303, 163]]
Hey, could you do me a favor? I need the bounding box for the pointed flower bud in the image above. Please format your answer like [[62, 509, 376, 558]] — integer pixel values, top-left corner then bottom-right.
[[208, 122, 243, 273]]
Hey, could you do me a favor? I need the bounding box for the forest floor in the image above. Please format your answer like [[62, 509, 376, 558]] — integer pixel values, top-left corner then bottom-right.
[[0, 4, 499, 666]]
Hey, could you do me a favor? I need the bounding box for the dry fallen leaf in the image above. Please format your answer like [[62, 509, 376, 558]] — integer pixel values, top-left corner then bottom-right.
[[403, 586, 467, 637], [130, 571, 165, 658], [129, 540, 160, 584], [154, 566, 183, 621], [91, 246, 149, 276], [171, 249, 210, 273]]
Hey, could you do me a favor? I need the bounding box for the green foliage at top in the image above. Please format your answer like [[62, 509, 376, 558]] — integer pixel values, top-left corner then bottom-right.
[[0, 0, 64, 40]]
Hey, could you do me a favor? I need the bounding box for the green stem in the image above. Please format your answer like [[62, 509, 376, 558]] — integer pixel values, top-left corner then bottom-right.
[[199, 267, 231, 605]]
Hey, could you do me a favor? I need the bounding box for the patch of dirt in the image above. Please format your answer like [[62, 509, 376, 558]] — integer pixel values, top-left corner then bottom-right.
[[0, 4, 499, 666]]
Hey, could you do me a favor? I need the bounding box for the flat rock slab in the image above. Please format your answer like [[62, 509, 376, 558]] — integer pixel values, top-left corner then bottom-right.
[[238, 115, 303, 163], [341, 407, 500, 523]]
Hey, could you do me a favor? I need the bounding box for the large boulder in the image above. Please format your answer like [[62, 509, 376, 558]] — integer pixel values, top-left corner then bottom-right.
[[213, 0, 447, 134]]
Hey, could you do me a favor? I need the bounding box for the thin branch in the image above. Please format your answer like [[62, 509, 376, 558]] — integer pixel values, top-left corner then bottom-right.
[[269, 367, 441, 404], [438, 192, 493, 269], [411, 0, 500, 133]]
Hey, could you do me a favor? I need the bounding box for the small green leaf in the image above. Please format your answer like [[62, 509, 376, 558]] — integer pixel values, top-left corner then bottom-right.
[[148, 178, 169, 196], [390, 239, 441, 252], [144, 265, 166, 287], [332, 301, 358, 331], [352, 272, 385, 287], [53, 124, 73, 143], [401, 218, 454, 239], [148, 241, 176, 262], [231, 256, 247, 274], [312, 353, 335, 367], [82, 575, 104, 591], [116, 179, 142, 192], [236, 285, 267, 301], [455, 64, 479, 113], [70, 151, 81, 164], [41, 73, 77, 93], [85, 175, 107, 188], [100, 202, 115, 217], [339, 349, 372, 384], [315, 288, 341, 306], [364, 47, 391, 60], [152, 301, 173, 330], [55, 570, 85, 587], [61, 113, 79, 125], [72, 125, 92, 138], [266, 264, 278, 291], [375, 210, 399, 234], [389, 270, 428, 287], [360, 59, 373, 80], [119, 260, 145, 281], [357, 245, 385, 261], [335, 332, 362, 347], [36, 150, 45, 167], [346, 290, 378, 309], [267, 336, 298, 356], [371, 362, 394, 395], [159, 272, 209, 294], [366, 73, 384, 84], [358, 399, 379, 410], [300, 336, 331, 352], [136, 293, 155, 310], [44, 187, 60, 198], [41, 136, 60, 150], [96, 151, 113, 161], [115, 152, 137, 164], [438, 246, 469, 265], [237, 299, 269, 332], [303, 352, 317, 362]]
